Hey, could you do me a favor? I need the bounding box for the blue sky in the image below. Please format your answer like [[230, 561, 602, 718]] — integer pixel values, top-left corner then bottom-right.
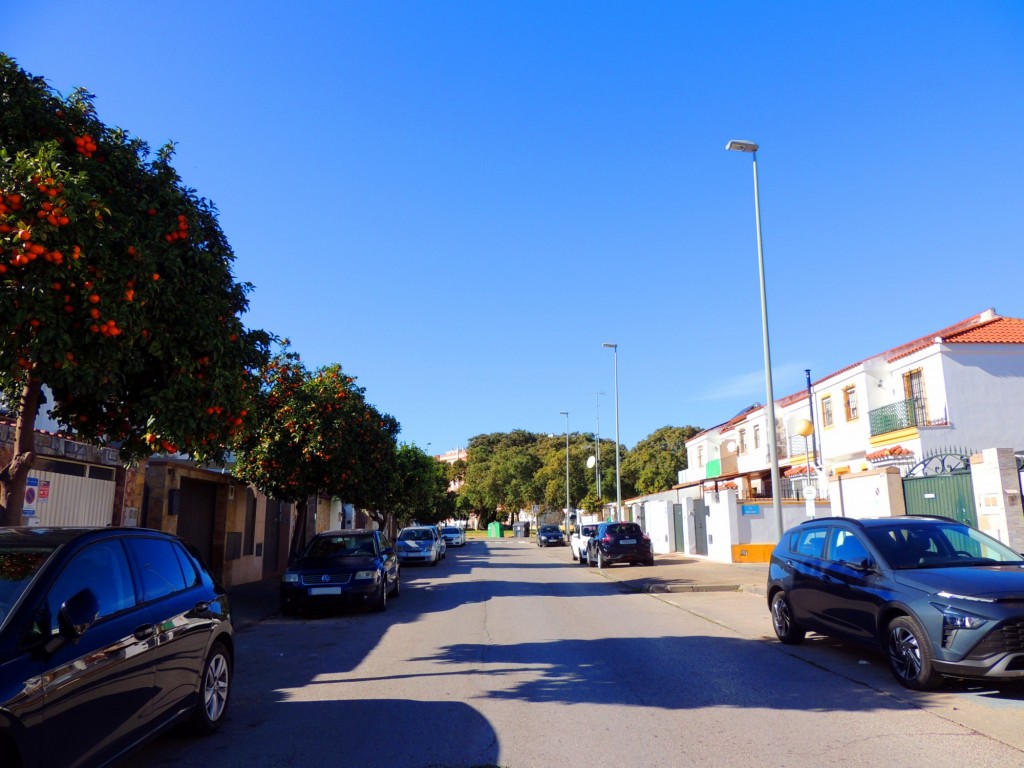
[[4, 2, 1022, 453]]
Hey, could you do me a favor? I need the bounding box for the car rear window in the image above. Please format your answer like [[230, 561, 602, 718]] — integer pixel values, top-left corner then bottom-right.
[[606, 524, 641, 536]]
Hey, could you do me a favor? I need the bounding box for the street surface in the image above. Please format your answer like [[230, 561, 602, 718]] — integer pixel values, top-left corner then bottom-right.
[[123, 539, 1024, 768]]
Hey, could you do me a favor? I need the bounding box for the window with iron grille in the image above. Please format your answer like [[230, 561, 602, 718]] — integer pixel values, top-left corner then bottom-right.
[[844, 386, 859, 421], [822, 395, 833, 428]]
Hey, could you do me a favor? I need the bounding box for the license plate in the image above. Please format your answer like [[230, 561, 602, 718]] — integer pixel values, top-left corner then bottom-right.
[[620, 538, 636, 545], [309, 586, 342, 596]]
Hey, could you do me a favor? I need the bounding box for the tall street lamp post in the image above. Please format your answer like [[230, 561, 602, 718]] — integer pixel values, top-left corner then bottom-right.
[[593, 391, 604, 498], [560, 411, 570, 537], [602, 343, 622, 521], [725, 139, 783, 539]]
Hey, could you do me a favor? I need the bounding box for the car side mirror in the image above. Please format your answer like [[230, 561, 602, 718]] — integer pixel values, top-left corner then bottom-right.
[[39, 587, 100, 656], [59, 588, 100, 639], [847, 557, 875, 572]]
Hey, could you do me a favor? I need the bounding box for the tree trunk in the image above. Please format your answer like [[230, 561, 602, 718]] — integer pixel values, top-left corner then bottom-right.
[[0, 378, 42, 526], [288, 496, 309, 559]]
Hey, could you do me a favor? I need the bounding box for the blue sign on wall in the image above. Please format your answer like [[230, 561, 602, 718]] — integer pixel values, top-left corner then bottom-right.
[[741, 504, 762, 517]]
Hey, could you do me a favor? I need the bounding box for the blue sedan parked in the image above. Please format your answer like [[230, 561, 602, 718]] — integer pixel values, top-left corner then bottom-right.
[[280, 529, 399, 615]]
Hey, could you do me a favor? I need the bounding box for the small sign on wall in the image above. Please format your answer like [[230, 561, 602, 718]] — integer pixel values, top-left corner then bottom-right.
[[741, 504, 762, 517], [23, 477, 38, 516]]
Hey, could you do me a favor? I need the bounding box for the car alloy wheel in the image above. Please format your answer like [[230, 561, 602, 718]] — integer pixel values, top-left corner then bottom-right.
[[887, 615, 942, 690], [770, 591, 805, 645], [597, 549, 606, 568], [373, 579, 387, 612], [191, 642, 231, 734]]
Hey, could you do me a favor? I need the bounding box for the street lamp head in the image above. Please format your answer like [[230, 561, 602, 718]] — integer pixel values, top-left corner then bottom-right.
[[725, 139, 759, 153], [602, 342, 617, 350], [560, 411, 568, 416]]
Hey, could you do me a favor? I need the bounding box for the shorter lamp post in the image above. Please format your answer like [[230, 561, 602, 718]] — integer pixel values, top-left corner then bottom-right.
[[791, 418, 816, 517], [560, 411, 570, 536]]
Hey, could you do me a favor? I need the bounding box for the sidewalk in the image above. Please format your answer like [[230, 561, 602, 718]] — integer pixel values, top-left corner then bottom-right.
[[583, 551, 769, 598], [225, 544, 771, 631]]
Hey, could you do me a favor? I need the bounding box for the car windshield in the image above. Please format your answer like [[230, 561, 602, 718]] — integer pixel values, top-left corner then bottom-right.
[[864, 522, 1024, 569], [0, 546, 55, 623], [442, 527, 459, 535], [305, 535, 376, 558], [540, 526, 560, 533], [399, 528, 434, 541]]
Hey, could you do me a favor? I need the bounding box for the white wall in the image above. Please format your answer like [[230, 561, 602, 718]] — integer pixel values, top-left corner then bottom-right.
[[643, 499, 674, 554], [24, 470, 115, 527]]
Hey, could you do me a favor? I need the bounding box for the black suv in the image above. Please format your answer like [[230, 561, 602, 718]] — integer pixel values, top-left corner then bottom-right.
[[587, 522, 654, 568], [768, 516, 1024, 690]]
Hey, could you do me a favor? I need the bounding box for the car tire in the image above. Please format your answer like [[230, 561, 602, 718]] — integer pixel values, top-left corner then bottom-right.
[[887, 615, 943, 690], [431, 553, 439, 567], [770, 591, 806, 645], [390, 570, 401, 598], [597, 549, 606, 569], [373, 579, 387, 612], [570, 546, 578, 561], [587, 548, 596, 567], [579, 548, 588, 565], [190, 641, 232, 735], [280, 600, 297, 617]]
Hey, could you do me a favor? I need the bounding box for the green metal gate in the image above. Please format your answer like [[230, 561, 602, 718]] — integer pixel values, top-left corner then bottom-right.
[[902, 449, 977, 527]]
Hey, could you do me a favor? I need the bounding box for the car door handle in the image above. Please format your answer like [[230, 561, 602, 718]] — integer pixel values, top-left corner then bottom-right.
[[134, 624, 156, 641]]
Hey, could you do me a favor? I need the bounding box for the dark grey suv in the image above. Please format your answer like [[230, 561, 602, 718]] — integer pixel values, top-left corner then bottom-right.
[[767, 516, 1024, 690]]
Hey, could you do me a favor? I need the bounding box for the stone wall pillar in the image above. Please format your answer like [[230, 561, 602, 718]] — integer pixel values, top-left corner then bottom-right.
[[970, 448, 1024, 551]]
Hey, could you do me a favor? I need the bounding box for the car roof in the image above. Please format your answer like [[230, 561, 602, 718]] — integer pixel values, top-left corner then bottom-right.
[[317, 529, 378, 536], [790, 516, 966, 531], [0, 526, 176, 548]]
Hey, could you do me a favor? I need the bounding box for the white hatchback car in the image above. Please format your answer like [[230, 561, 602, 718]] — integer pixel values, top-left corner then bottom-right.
[[396, 526, 443, 566], [441, 526, 466, 547]]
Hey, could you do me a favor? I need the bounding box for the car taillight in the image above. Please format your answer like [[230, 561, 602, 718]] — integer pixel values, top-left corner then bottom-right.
[[642, 534, 650, 542], [602, 534, 613, 543]]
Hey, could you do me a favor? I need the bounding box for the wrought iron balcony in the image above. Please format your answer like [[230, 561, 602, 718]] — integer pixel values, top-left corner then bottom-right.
[[869, 398, 920, 436]]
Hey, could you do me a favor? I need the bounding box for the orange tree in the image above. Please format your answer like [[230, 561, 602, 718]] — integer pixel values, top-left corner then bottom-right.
[[231, 347, 400, 551], [0, 56, 270, 524]]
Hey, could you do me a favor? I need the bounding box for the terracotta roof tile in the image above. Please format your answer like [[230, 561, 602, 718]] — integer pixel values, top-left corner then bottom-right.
[[943, 316, 1024, 345]]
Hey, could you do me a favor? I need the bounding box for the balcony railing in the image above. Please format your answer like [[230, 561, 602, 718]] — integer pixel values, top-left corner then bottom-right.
[[869, 397, 949, 436], [869, 398, 919, 436]]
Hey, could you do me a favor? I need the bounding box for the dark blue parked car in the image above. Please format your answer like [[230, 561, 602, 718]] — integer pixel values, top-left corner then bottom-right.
[[0, 527, 233, 768], [280, 529, 399, 615], [768, 516, 1024, 690], [586, 522, 654, 567], [536, 524, 565, 547]]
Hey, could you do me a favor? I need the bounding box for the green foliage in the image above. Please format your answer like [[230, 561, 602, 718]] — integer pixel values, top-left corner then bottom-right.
[[620, 425, 701, 495], [0, 55, 269, 522], [230, 346, 399, 508], [385, 444, 452, 528]]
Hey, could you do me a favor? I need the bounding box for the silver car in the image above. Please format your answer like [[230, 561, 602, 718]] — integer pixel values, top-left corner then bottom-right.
[[397, 526, 443, 566]]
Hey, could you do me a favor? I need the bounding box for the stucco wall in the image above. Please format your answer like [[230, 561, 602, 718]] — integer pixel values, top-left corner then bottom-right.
[[828, 466, 905, 519]]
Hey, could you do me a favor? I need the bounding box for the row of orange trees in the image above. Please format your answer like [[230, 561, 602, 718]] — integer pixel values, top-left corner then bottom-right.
[[0, 55, 445, 529]]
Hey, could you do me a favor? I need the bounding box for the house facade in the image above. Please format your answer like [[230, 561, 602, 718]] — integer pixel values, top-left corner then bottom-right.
[[673, 309, 1024, 561]]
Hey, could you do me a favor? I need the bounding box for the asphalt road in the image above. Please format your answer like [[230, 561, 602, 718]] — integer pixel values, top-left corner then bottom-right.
[[121, 538, 1024, 768]]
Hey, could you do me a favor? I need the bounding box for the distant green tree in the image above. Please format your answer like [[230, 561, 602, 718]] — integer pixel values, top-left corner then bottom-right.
[[385, 444, 451, 528], [620, 425, 701, 495]]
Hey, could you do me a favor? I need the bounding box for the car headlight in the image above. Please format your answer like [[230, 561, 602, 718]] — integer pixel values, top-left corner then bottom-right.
[[282, 572, 299, 584], [354, 570, 379, 581], [933, 604, 988, 630]]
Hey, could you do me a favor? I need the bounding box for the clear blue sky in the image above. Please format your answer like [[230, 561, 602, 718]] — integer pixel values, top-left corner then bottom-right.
[[5, 2, 1022, 453]]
